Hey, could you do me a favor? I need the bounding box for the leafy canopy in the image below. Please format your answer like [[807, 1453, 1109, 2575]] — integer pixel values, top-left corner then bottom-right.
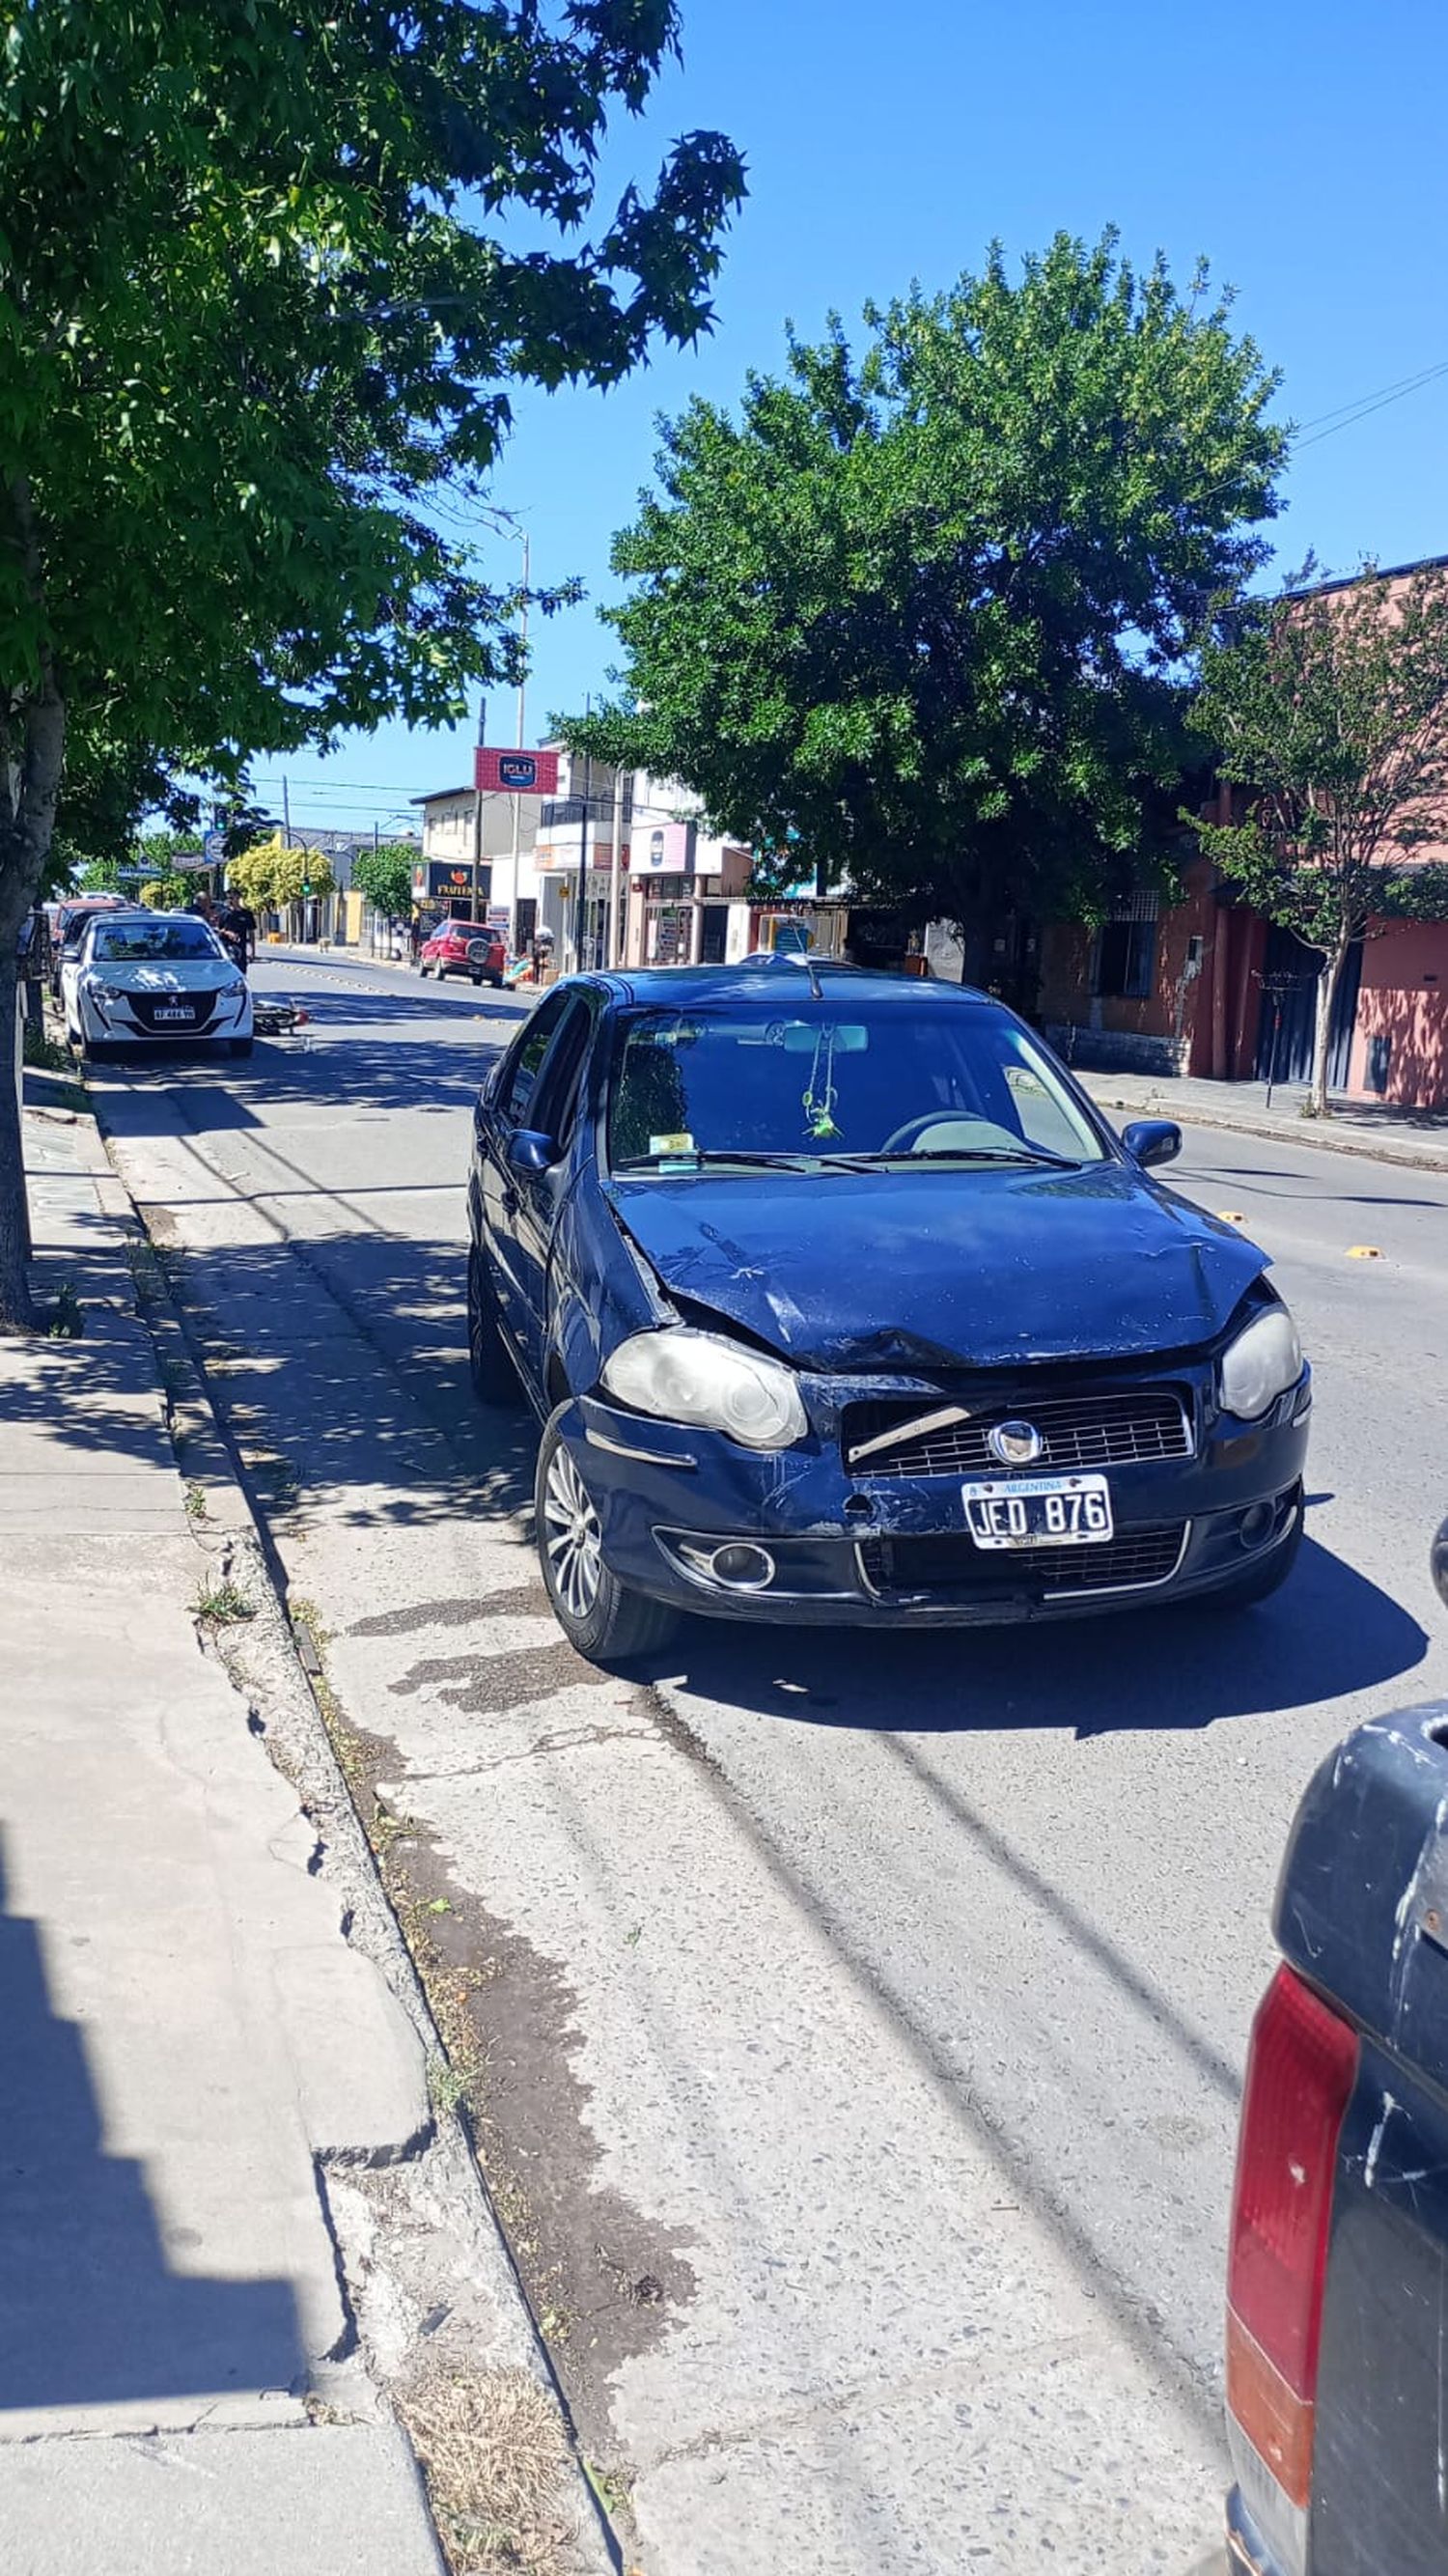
[[1194, 566, 1448, 957], [571, 233, 1284, 948], [352, 841, 421, 921], [228, 834, 335, 910], [0, 0, 741, 1324]]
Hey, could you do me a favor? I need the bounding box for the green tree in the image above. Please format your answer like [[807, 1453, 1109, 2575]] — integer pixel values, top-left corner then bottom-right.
[[0, 1, 743, 1328], [1194, 565, 1448, 1116], [571, 233, 1284, 988], [352, 842, 419, 923], [227, 833, 333, 914], [139, 876, 190, 910]]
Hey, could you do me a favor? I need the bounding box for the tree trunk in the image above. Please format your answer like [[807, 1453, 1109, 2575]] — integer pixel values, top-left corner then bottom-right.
[[1310, 940, 1351, 1120], [0, 675, 68, 1332]]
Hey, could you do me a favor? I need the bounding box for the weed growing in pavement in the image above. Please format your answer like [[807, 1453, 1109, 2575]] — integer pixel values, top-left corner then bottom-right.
[[398, 2363, 575, 2576], [183, 1481, 209, 1520], [584, 2460, 634, 2522], [194, 1578, 256, 1625], [42, 1279, 83, 1339], [22, 1019, 72, 1074]]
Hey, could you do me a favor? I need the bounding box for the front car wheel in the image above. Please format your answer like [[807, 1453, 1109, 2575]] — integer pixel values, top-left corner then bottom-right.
[[535, 1414, 678, 1667]]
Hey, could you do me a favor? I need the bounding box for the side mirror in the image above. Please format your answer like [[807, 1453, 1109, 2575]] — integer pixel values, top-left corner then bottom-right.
[[1122, 1118, 1182, 1170], [507, 1128, 559, 1178], [1432, 1517, 1448, 1611]]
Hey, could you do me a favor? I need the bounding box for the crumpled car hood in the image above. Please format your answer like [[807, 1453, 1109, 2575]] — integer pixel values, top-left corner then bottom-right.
[[604, 1165, 1267, 1371]]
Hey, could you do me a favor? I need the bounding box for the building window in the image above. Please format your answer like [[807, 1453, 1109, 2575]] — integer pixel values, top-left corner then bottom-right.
[[1093, 893, 1158, 1000]]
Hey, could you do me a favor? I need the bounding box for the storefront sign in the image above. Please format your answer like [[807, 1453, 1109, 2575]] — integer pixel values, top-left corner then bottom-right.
[[427, 861, 490, 907], [474, 746, 561, 796]]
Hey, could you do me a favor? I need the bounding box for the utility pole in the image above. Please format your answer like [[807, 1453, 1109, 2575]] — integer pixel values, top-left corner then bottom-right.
[[572, 700, 592, 973], [506, 530, 529, 953], [607, 768, 624, 969], [471, 696, 487, 921]]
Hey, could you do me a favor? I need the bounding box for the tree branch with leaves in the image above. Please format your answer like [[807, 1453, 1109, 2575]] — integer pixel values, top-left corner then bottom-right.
[[1193, 565, 1448, 1114], [568, 232, 1285, 994], [0, 0, 743, 1326]]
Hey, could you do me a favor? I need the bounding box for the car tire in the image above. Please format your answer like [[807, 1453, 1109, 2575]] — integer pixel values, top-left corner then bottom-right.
[[80, 1030, 110, 1063], [1211, 1498, 1304, 1610], [230, 1036, 254, 1059], [488, 972, 504, 989], [470, 969, 483, 986], [466, 1241, 521, 1406], [535, 1412, 680, 1669]]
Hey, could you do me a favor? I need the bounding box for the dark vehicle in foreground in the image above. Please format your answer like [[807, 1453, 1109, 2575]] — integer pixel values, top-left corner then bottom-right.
[[467, 961, 1311, 1663], [1224, 1527, 1448, 2576], [419, 918, 506, 987], [47, 892, 129, 994]]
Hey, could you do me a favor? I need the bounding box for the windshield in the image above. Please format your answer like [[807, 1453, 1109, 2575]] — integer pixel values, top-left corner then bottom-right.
[[606, 1000, 1106, 1170], [90, 920, 223, 963]]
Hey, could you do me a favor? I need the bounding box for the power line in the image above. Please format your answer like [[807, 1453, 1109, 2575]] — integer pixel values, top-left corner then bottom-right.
[[1294, 356, 1448, 436]]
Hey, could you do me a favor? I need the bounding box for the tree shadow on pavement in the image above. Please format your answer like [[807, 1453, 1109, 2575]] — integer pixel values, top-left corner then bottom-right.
[[0, 1833, 301, 2417], [665, 1533, 1429, 1740]]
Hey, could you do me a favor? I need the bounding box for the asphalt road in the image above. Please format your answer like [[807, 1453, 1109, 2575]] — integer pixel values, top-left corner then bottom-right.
[[95, 949, 1448, 2575]]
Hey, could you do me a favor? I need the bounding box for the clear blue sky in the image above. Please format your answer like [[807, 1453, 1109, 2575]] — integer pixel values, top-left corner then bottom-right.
[[265, 0, 1448, 839]]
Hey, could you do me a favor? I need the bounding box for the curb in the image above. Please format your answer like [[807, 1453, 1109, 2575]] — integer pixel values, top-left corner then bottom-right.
[[1082, 1088, 1448, 1178], [88, 1100, 619, 2576]]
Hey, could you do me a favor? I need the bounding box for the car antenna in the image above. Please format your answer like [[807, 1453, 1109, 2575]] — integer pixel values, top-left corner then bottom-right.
[[790, 949, 825, 1002]]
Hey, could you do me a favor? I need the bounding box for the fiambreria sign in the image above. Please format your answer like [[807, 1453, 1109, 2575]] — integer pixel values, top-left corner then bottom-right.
[[474, 746, 561, 796]]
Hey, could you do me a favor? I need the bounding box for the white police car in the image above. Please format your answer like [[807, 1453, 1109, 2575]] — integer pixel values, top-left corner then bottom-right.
[[62, 910, 254, 1061]]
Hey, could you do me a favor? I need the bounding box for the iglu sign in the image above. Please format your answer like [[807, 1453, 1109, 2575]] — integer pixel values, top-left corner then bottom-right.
[[474, 746, 560, 797]]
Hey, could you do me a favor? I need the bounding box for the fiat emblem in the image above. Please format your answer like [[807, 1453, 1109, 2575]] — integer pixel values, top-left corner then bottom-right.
[[987, 1419, 1044, 1468]]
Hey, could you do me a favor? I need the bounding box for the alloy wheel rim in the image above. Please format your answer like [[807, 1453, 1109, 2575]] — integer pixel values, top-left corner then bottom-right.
[[543, 1442, 602, 1624]]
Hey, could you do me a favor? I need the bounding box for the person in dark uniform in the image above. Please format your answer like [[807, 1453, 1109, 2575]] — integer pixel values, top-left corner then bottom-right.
[[221, 898, 256, 972]]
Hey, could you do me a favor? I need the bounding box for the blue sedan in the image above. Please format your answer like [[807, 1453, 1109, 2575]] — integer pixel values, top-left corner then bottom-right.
[[467, 960, 1311, 1666]]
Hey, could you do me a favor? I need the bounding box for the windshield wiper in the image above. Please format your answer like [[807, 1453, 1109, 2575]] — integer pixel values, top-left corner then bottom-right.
[[615, 1149, 883, 1174], [896, 1145, 1084, 1170]]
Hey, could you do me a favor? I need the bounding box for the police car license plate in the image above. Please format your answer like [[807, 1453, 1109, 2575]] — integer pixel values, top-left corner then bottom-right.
[[961, 1473, 1114, 1550]]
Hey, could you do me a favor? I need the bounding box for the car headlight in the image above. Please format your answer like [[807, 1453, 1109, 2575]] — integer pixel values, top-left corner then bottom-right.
[[92, 982, 128, 1002], [1219, 1304, 1303, 1420], [601, 1329, 807, 1450], [218, 980, 246, 999]]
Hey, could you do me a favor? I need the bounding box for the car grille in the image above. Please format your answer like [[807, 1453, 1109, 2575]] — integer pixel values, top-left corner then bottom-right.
[[842, 1387, 1192, 1478], [857, 1525, 1187, 1601], [121, 993, 218, 1033]]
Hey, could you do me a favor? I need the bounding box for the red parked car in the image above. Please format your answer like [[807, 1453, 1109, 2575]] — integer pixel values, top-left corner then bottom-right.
[[417, 918, 507, 988]]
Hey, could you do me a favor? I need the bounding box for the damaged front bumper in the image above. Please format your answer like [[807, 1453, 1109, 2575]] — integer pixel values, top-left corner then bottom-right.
[[560, 1358, 1313, 1628]]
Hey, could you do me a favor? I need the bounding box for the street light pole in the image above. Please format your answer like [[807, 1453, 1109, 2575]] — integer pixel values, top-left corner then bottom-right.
[[572, 698, 592, 973], [471, 696, 487, 921], [506, 529, 529, 955]]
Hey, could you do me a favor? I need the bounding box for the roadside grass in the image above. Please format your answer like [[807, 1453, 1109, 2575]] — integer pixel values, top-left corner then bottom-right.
[[398, 2364, 574, 2576], [194, 1577, 256, 1625], [22, 1019, 72, 1075], [42, 1279, 84, 1339]]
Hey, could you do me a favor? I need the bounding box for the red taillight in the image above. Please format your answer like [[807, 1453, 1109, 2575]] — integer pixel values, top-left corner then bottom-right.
[[1226, 1963, 1358, 2506]]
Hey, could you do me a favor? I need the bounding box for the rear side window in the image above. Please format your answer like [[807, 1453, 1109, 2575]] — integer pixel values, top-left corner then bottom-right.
[[532, 1001, 595, 1149], [501, 990, 572, 1122]]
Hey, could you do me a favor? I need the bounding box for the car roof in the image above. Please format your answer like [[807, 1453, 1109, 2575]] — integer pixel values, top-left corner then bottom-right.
[[568, 959, 999, 1011], [86, 909, 211, 930]]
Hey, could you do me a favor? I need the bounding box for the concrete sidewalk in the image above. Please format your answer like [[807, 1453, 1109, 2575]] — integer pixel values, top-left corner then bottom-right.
[[0, 1081, 603, 2575], [1075, 1063, 1448, 1172]]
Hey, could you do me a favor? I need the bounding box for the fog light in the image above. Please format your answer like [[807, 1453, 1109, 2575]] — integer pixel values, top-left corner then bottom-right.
[[1239, 1502, 1274, 1552], [710, 1543, 776, 1592]]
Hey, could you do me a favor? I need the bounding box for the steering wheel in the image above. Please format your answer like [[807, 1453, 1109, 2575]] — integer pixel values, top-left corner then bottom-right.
[[878, 1112, 1021, 1155]]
